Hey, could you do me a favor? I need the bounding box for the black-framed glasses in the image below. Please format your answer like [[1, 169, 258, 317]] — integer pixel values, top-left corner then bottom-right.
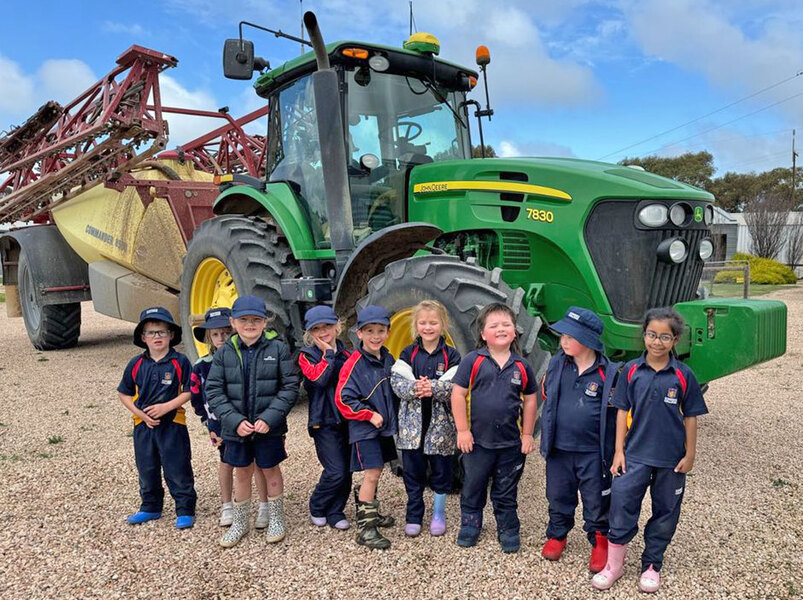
[[644, 331, 675, 343], [143, 330, 170, 339]]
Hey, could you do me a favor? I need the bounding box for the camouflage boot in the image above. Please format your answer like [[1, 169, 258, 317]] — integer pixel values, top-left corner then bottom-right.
[[354, 484, 395, 528], [355, 500, 391, 550]]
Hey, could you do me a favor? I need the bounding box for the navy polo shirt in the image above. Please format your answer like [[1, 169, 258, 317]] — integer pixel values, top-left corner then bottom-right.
[[612, 354, 708, 468], [118, 348, 192, 425], [400, 337, 462, 438], [453, 348, 537, 449], [554, 354, 606, 453]]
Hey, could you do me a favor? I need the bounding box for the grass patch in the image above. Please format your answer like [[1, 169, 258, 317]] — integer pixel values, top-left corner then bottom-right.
[[0, 454, 21, 461], [772, 478, 796, 489], [0, 422, 7, 427], [37, 356, 49, 362], [0, 292, 5, 302], [84, 404, 98, 409], [707, 283, 797, 298], [79, 424, 96, 432], [35, 452, 53, 459], [47, 435, 64, 445], [62, 410, 69, 416]]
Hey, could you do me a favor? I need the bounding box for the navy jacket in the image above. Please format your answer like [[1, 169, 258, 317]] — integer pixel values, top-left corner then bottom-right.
[[540, 349, 620, 474], [190, 355, 223, 436], [297, 340, 352, 433], [335, 345, 398, 444], [206, 332, 299, 443]]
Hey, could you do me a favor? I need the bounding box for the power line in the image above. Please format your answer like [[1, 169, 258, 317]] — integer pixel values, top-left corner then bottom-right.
[[659, 127, 797, 152], [722, 149, 789, 170], [596, 70, 803, 160], [640, 91, 803, 156]]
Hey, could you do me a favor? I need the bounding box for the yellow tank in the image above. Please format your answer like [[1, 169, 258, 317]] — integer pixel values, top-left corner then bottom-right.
[[51, 159, 213, 289]]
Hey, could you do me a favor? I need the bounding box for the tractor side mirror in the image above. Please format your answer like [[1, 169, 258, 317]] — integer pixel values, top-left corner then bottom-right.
[[223, 39, 256, 80]]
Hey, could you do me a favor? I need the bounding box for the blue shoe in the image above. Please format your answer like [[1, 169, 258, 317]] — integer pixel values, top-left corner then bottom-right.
[[457, 525, 481, 547], [175, 515, 195, 529], [127, 511, 162, 525], [498, 531, 521, 553]]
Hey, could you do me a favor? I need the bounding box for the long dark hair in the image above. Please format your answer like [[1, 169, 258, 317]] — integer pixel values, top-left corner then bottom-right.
[[643, 307, 685, 338], [475, 302, 522, 354]]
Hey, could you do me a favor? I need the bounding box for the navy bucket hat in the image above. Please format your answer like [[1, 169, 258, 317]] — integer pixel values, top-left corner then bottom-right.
[[193, 307, 232, 343], [549, 306, 605, 353], [133, 306, 182, 349], [356, 305, 390, 329], [231, 295, 268, 319], [304, 305, 339, 330]]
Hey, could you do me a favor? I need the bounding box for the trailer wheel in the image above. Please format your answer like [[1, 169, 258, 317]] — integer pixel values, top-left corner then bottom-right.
[[180, 216, 300, 362], [18, 250, 81, 350], [357, 254, 550, 429]]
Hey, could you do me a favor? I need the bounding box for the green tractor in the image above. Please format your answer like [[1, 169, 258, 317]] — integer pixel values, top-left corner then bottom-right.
[[180, 12, 786, 394]]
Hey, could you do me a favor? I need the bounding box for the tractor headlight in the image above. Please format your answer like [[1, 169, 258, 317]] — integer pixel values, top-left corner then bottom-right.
[[699, 239, 714, 261], [704, 205, 714, 226], [657, 237, 688, 264], [669, 203, 689, 227], [368, 54, 390, 72], [638, 204, 668, 227]]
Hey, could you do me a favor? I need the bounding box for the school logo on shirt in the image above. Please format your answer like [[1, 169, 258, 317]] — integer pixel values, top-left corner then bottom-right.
[[585, 382, 599, 397], [161, 371, 173, 386], [436, 363, 445, 376], [511, 369, 522, 385], [664, 387, 678, 405], [264, 355, 277, 361]]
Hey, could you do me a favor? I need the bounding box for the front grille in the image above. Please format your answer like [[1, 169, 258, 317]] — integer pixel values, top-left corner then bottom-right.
[[584, 200, 708, 322], [500, 231, 530, 270]]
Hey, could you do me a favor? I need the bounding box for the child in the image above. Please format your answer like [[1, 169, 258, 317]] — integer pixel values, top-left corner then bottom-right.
[[335, 305, 398, 550], [297, 305, 353, 530], [206, 295, 299, 548], [117, 307, 196, 529], [451, 302, 538, 553], [189, 307, 270, 528], [592, 307, 708, 593], [539, 307, 619, 572], [391, 300, 461, 537]]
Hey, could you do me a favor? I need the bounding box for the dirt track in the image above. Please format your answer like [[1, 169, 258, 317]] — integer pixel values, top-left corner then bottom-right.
[[0, 290, 801, 599]]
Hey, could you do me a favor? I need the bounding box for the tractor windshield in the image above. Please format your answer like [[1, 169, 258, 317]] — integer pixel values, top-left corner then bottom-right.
[[345, 69, 470, 238]]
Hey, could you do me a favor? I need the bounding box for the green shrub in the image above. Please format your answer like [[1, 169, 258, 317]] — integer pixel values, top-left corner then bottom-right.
[[728, 252, 797, 285]]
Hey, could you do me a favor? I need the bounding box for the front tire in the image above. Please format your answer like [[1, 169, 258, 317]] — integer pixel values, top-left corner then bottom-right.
[[180, 216, 300, 361], [18, 250, 81, 350]]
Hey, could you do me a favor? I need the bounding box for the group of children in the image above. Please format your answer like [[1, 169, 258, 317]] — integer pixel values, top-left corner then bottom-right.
[[117, 294, 707, 593]]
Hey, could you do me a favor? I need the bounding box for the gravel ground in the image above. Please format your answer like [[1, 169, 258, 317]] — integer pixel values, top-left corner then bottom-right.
[[0, 289, 801, 600]]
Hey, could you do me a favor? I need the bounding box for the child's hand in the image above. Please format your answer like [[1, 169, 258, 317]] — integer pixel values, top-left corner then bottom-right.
[[520, 433, 535, 455], [142, 413, 160, 428], [414, 377, 432, 398], [314, 336, 334, 352], [610, 451, 626, 476], [457, 430, 474, 453], [369, 412, 384, 428], [209, 431, 223, 447], [674, 453, 695, 474], [253, 419, 270, 434], [236, 420, 255, 437], [143, 403, 170, 419]]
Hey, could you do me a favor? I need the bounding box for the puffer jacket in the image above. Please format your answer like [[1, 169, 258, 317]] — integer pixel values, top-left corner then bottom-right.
[[206, 332, 299, 443]]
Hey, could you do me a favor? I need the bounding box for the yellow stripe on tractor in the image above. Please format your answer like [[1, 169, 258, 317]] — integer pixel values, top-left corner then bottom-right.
[[412, 180, 572, 201]]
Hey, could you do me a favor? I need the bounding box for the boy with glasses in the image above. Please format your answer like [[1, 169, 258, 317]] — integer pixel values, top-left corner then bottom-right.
[[118, 307, 197, 529]]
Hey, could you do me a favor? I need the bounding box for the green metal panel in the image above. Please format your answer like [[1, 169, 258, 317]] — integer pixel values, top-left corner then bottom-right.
[[674, 298, 787, 383], [213, 183, 334, 261]]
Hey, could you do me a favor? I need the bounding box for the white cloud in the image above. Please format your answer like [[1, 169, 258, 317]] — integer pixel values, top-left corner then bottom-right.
[[499, 140, 521, 157], [159, 75, 222, 147], [0, 55, 35, 114], [38, 60, 97, 103], [498, 139, 575, 158], [101, 21, 147, 36]]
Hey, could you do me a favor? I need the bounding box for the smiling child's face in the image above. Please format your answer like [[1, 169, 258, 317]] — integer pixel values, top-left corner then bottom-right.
[[480, 310, 515, 351], [357, 323, 389, 355]]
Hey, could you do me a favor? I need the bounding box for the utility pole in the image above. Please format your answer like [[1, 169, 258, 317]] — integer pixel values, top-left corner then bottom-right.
[[793, 129, 798, 208]]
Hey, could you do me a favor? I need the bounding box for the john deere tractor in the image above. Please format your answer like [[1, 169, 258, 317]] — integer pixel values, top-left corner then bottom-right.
[[180, 12, 786, 389]]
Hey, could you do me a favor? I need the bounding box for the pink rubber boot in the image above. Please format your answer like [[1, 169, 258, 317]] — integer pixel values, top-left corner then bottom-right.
[[591, 542, 627, 590], [639, 565, 661, 593]]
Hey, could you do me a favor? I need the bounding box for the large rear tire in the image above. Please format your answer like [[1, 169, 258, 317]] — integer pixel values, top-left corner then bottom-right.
[[180, 216, 300, 362], [357, 254, 550, 427], [18, 250, 81, 350]]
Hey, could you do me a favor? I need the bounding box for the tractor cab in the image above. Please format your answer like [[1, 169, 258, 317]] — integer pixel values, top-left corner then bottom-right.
[[252, 36, 476, 246]]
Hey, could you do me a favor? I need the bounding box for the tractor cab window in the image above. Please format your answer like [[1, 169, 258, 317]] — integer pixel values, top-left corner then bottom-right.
[[266, 75, 329, 246], [345, 69, 470, 240]]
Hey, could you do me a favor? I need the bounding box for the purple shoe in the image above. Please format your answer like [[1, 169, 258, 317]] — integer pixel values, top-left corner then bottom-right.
[[405, 523, 422, 537]]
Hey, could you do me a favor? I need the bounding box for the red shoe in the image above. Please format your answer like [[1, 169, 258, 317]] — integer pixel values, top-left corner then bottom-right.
[[589, 532, 609, 573], [541, 537, 567, 560]]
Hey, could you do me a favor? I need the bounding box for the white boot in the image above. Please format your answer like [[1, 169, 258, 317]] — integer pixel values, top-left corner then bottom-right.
[[219, 502, 234, 527], [255, 501, 270, 529]]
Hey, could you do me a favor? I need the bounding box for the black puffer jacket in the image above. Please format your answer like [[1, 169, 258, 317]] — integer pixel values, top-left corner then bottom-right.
[[206, 332, 299, 442]]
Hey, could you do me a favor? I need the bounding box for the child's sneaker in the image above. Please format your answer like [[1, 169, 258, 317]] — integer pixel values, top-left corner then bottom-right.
[[255, 501, 270, 530], [498, 531, 520, 553], [310, 514, 327, 527], [219, 503, 234, 527], [126, 511, 161, 525], [332, 519, 350, 530], [175, 515, 195, 529], [405, 523, 422, 537], [541, 537, 567, 560], [589, 532, 609, 573], [638, 565, 661, 593]]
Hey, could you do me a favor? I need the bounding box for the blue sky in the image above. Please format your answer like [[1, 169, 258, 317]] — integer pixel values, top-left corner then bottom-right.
[[2, 0, 801, 175]]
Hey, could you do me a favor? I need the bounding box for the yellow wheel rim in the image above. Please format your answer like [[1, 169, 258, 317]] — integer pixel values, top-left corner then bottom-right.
[[386, 308, 456, 358], [190, 257, 239, 356]]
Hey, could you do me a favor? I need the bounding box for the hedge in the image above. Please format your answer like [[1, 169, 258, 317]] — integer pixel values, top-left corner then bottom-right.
[[713, 252, 797, 285]]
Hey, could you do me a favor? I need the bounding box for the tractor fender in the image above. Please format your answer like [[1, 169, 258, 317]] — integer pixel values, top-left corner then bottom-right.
[[212, 183, 318, 259], [333, 222, 443, 328], [0, 225, 91, 306]]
